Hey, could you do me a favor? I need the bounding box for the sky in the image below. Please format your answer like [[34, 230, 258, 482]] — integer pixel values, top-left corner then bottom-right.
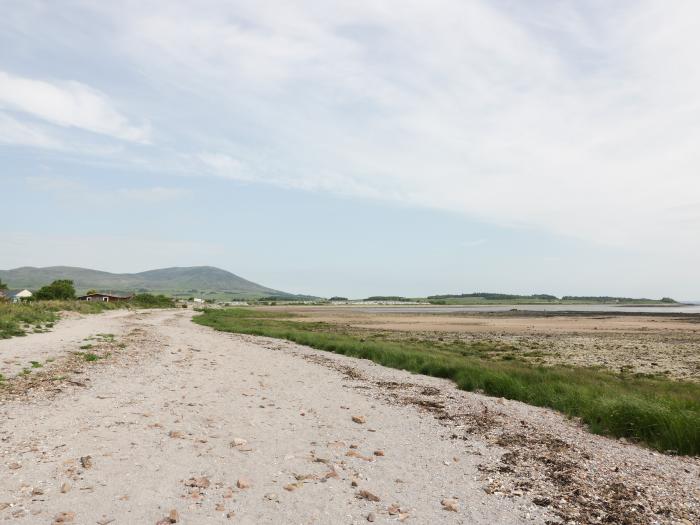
[[1, 1, 699, 299]]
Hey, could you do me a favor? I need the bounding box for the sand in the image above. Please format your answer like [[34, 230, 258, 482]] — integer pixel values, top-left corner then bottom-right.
[[0, 309, 698, 524]]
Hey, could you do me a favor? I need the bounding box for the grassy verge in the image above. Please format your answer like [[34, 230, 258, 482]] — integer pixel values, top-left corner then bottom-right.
[[0, 295, 174, 339], [194, 308, 700, 456]]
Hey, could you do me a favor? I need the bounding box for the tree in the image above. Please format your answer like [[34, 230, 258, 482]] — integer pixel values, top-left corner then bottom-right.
[[35, 280, 76, 300], [0, 279, 7, 291], [86, 289, 98, 295]]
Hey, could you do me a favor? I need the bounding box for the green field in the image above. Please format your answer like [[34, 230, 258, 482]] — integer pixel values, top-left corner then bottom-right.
[[194, 308, 700, 456]]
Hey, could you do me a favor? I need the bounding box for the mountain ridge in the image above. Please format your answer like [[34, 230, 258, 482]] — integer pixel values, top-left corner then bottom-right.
[[0, 265, 287, 298]]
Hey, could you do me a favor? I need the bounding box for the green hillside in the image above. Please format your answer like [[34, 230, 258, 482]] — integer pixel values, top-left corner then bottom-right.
[[0, 266, 288, 299]]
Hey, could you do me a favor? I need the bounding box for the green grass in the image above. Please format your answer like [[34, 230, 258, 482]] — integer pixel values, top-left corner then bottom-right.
[[194, 308, 700, 456]]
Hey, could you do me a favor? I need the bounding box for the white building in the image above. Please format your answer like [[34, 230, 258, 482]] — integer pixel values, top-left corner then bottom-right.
[[12, 290, 34, 303]]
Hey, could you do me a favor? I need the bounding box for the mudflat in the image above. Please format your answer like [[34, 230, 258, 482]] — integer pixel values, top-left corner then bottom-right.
[[265, 306, 700, 382], [0, 309, 698, 524]]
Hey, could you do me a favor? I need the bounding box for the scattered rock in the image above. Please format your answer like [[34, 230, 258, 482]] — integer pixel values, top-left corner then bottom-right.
[[373, 450, 385, 457], [264, 493, 278, 501], [215, 503, 225, 512], [367, 512, 376, 522], [8, 462, 21, 470], [352, 415, 366, 424], [97, 519, 115, 525], [80, 456, 93, 469], [346, 450, 374, 461], [53, 511, 76, 523], [351, 478, 359, 487], [226, 511, 235, 519], [31, 487, 44, 496], [284, 482, 303, 491], [324, 468, 339, 479], [230, 438, 247, 447], [358, 489, 381, 502], [237, 478, 251, 489], [60, 482, 71, 494], [168, 430, 184, 439], [441, 498, 459, 512], [185, 477, 210, 489]]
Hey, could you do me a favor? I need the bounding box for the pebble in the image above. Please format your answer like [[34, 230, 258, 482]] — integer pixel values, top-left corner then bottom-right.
[[441, 498, 459, 512], [53, 511, 76, 523], [358, 489, 381, 502], [237, 478, 251, 489], [352, 415, 366, 424]]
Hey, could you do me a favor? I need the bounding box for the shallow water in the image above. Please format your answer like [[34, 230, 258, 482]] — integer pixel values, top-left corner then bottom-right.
[[352, 304, 700, 315]]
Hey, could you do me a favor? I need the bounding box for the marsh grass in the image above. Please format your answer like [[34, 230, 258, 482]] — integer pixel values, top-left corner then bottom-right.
[[194, 308, 700, 456]]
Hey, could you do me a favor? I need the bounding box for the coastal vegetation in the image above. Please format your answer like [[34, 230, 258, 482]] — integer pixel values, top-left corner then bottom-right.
[[0, 293, 174, 339], [194, 307, 700, 455]]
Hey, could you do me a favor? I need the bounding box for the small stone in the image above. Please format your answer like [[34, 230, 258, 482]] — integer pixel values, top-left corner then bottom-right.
[[351, 478, 359, 487], [226, 511, 235, 519], [168, 509, 179, 523], [373, 450, 384, 457], [388, 504, 400, 515], [215, 503, 225, 511], [264, 493, 278, 501], [284, 482, 303, 491], [352, 415, 366, 424], [367, 512, 376, 522], [8, 462, 21, 470], [60, 482, 71, 493], [358, 489, 380, 502], [186, 477, 210, 489], [80, 456, 93, 469], [53, 511, 76, 523], [237, 478, 251, 489], [32, 487, 44, 496], [168, 431, 184, 439], [324, 469, 339, 479], [230, 438, 247, 447], [441, 498, 459, 512]]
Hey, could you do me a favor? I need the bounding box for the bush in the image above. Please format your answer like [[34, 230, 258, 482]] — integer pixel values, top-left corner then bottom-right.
[[35, 280, 75, 300], [130, 293, 174, 308]]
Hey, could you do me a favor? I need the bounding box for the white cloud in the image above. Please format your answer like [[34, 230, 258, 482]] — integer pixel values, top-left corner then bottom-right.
[[25, 176, 187, 203], [0, 71, 149, 143], [4, 1, 700, 261], [0, 113, 64, 149]]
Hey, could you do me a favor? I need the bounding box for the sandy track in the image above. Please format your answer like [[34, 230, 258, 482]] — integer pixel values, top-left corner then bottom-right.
[[0, 309, 698, 524], [0, 309, 134, 377]]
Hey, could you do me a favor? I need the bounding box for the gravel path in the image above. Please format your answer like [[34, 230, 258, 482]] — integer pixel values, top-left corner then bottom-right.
[[0, 309, 697, 524]]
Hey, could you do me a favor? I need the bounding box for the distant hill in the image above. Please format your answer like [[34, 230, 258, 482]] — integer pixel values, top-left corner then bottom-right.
[[0, 266, 290, 299]]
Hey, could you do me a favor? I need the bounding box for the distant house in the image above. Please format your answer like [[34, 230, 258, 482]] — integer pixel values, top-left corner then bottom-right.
[[192, 298, 205, 304], [10, 290, 34, 303], [77, 292, 132, 303]]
